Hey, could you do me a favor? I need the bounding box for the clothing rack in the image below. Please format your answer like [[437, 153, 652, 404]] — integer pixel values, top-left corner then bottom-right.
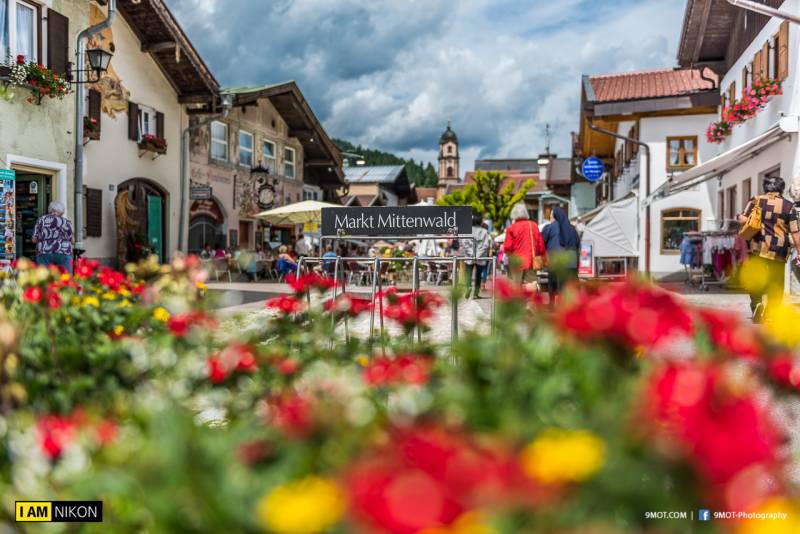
[[680, 230, 740, 291]]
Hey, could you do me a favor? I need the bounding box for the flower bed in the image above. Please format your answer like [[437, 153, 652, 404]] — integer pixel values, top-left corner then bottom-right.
[[0, 259, 799, 532]]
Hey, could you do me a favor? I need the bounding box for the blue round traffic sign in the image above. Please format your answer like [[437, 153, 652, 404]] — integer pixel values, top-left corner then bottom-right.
[[581, 156, 605, 183]]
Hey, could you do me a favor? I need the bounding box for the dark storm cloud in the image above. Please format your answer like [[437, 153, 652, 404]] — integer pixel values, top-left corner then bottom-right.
[[168, 0, 686, 169]]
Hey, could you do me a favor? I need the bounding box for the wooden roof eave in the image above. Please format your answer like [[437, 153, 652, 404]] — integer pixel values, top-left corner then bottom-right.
[[591, 91, 720, 118]]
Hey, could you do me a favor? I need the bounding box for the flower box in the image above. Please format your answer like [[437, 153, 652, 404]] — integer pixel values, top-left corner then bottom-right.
[[705, 77, 783, 144], [2, 55, 70, 105], [84, 117, 100, 141], [138, 134, 168, 155]]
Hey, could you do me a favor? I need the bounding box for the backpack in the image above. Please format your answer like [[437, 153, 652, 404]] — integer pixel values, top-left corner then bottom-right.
[[739, 196, 762, 240]]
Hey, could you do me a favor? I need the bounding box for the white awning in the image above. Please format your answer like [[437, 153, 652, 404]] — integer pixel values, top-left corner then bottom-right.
[[668, 123, 787, 195], [579, 195, 638, 257]]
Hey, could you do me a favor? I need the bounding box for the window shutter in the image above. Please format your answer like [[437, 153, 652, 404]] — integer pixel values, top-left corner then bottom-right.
[[741, 66, 748, 90], [88, 89, 102, 139], [85, 188, 103, 237], [778, 20, 790, 81], [47, 9, 69, 75], [128, 101, 139, 141], [728, 81, 736, 103], [753, 51, 762, 83], [156, 111, 165, 139], [761, 41, 770, 79]]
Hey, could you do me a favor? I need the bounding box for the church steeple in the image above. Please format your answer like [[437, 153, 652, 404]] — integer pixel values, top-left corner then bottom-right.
[[438, 122, 459, 183]]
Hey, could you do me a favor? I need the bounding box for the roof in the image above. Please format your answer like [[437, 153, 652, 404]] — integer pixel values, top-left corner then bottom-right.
[[677, 0, 781, 69], [415, 187, 438, 200], [113, 0, 219, 100], [344, 165, 406, 184], [222, 81, 344, 188], [473, 158, 572, 184], [475, 159, 540, 173], [586, 68, 718, 104], [439, 124, 458, 144]]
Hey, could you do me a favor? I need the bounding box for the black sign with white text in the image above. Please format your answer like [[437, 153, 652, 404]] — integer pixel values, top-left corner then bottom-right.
[[321, 206, 472, 237]]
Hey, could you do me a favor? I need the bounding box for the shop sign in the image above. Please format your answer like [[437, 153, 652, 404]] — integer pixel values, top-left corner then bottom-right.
[[303, 222, 319, 233], [190, 184, 212, 200], [321, 206, 472, 237], [581, 157, 605, 183], [578, 241, 593, 277], [0, 169, 15, 271]]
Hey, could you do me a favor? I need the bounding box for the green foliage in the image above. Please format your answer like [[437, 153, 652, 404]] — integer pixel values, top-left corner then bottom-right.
[[438, 170, 534, 227], [334, 138, 439, 187]]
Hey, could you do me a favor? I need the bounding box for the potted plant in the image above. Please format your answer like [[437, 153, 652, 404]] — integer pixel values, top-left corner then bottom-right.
[[4, 55, 71, 105], [138, 133, 168, 155], [84, 116, 100, 140]]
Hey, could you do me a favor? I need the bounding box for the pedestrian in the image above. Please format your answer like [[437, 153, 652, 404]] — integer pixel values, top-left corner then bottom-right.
[[213, 243, 226, 259], [199, 244, 213, 260], [541, 206, 581, 300], [463, 213, 492, 298], [322, 244, 338, 274], [737, 175, 800, 322], [502, 203, 547, 286], [32, 201, 74, 274], [276, 244, 298, 278]]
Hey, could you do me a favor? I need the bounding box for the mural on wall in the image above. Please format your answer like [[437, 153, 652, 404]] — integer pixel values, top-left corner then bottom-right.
[[87, 4, 130, 118], [236, 173, 260, 218], [189, 117, 209, 156]]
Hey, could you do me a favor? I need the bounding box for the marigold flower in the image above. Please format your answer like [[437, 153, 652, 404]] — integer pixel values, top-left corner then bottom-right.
[[520, 428, 605, 485], [152, 307, 170, 322], [81, 296, 100, 308], [256, 476, 345, 534]]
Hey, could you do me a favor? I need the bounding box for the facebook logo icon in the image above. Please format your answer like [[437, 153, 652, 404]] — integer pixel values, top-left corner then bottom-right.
[[698, 509, 711, 521]]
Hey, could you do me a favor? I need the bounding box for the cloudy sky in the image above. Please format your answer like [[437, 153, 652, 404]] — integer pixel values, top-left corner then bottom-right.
[[168, 0, 687, 172]]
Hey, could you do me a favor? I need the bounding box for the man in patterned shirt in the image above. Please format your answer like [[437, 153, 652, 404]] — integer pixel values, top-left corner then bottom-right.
[[738, 176, 800, 322], [32, 201, 74, 274]]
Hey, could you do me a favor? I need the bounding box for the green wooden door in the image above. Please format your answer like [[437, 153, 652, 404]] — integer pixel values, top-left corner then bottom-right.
[[147, 195, 163, 262]]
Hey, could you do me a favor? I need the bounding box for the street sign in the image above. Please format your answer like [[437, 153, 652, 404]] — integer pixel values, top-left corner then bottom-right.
[[321, 206, 472, 237], [581, 156, 605, 183], [190, 184, 212, 200]]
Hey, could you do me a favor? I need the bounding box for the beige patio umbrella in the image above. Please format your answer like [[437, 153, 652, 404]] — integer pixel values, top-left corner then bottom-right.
[[254, 200, 339, 226]]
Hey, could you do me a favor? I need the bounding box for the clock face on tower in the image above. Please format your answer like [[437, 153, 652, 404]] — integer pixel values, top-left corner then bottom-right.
[[258, 185, 275, 209]]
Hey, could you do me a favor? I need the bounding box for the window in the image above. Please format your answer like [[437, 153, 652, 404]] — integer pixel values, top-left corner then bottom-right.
[[1, 0, 39, 62], [666, 136, 698, 170], [138, 107, 157, 139], [742, 178, 752, 210], [239, 130, 253, 167], [447, 166, 453, 178], [768, 37, 777, 79], [211, 121, 228, 161], [727, 185, 738, 225], [284, 146, 296, 179], [262, 139, 277, 172], [718, 190, 725, 223], [661, 208, 701, 253]]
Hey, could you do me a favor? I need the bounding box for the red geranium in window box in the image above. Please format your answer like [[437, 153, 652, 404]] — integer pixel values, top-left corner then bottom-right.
[[138, 133, 168, 154]]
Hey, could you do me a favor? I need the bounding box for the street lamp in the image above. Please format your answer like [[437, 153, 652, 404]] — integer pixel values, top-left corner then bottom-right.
[[69, 48, 113, 84]]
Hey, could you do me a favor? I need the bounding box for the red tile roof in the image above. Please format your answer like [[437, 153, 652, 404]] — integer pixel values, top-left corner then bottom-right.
[[588, 67, 717, 103], [415, 187, 438, 200]]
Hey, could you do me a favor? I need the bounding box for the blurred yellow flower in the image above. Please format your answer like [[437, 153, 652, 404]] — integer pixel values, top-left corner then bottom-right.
[[739, 258, 770, 294], [113, 325, 125, 336], [153, 307, 170, 322], [196, 281, 208, 291], [355, 355, 369, 366], [120, 299, 132, 308], [736, 497, 800, 534], [71, 296, 80, 306], [59, 273, 71, 283], [102, 292, 117, 301], [82, 296, 100, 308], [420, 512, 495, 534], [520, 428, 605, 484], [118, 287, 131, 298], [764, 304, 800, 348], [256, 476, 345, 534]]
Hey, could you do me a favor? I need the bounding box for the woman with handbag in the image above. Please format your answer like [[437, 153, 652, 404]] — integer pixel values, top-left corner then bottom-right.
[[502, 203, 547, 287]]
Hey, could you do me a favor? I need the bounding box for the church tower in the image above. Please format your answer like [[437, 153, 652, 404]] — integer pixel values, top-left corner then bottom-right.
[[438, 122, 459, 183]]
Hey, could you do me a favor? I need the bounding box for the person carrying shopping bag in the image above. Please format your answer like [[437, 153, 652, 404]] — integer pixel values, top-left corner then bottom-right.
[[502, 202, 547, 288], [737, 176, 800, 322]]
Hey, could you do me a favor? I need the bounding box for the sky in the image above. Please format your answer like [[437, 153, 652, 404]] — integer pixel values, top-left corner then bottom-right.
[[168, 0, 687, 174]]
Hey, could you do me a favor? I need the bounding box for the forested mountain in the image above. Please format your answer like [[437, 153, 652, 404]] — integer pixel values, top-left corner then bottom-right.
[[334, 139, 439, 187]]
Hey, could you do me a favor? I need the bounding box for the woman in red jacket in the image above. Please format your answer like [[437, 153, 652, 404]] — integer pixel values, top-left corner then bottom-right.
[[503, 202, 547, 285]]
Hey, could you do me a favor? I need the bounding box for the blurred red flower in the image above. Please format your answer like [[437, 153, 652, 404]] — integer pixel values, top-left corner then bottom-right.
[[323, 293, 372, 317], [265, 391, 315, 439], [266, 295, 305, 314], [23, 286, 43, 303], [363, 354, 433, 387], [286, 272, 337, 294], [696, 308, 763, 359]]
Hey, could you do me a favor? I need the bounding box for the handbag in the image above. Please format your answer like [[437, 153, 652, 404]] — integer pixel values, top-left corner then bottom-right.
[[739, 196, 762, 240], [528, 222, 545, 270]]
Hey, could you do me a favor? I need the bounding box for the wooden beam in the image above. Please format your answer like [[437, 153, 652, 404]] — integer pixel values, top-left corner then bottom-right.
[[691, 0, 713, 64], [141, 40, 177, 53], [306, 159, 334, 166], [289, 128, 314, 138], [178, 91, 215, 104]]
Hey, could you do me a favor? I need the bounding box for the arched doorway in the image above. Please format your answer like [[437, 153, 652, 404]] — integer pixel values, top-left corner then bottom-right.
[[116, 178, 168, 266], [188, 197, 226, 254]]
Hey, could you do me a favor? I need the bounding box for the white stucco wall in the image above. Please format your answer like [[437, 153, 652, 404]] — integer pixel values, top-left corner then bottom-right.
[[639, 113, 718, 277], [83, 9, 185, 263], [0, 0, 88, 213]]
